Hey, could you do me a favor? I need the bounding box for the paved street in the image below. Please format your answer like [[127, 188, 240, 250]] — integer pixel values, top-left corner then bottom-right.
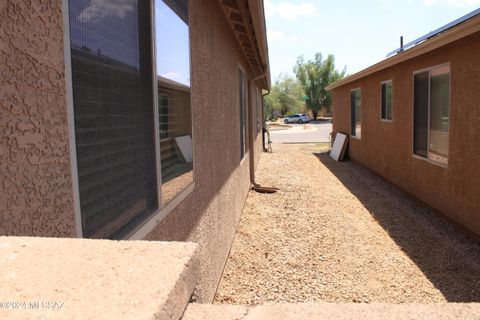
[[269, 120, 332, 143]]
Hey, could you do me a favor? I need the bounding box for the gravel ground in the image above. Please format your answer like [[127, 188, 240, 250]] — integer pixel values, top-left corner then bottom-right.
[[214, 144, 480, 305]]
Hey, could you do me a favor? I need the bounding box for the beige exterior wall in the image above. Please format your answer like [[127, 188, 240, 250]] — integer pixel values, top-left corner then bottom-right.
[[331, 32, 480, 237], [0, 1, 77, 237], [144, 0, 264, 302], [1, 0, 266, 303]]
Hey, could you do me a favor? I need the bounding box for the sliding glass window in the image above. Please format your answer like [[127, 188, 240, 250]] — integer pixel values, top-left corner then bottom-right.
[[68, 0, 194, 238], [413, 64, 450, 165], [156, 0, 193, 206]]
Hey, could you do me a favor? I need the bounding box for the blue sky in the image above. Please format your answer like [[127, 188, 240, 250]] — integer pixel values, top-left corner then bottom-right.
[[156, 0, 190, 86], [265, 0, 480, 81]]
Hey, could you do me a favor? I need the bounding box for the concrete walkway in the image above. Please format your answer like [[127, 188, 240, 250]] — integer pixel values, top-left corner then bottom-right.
[[215, 144, 480, 305], [269, 121, 332, 143]]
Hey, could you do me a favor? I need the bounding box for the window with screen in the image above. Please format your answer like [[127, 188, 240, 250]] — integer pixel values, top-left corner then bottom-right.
[[413, 64, 450, 165], [381, 81, 393, 121], [68, 0, 157, 238], [68, 0, 194, 238], [351, 89, 361, 138]]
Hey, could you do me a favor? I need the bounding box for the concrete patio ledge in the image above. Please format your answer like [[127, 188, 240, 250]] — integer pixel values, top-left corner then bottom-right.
[[183, 303, 480, 320], [0, 237, 198, 320]]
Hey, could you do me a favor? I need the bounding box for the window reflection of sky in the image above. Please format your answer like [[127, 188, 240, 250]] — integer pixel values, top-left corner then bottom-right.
[[156, 0, 190, 87], [70, 0, 190, 85], [70, 0, 140, 68]]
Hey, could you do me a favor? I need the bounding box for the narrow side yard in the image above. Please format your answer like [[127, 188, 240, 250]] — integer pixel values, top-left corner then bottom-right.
[[214, 144, 480, 305]]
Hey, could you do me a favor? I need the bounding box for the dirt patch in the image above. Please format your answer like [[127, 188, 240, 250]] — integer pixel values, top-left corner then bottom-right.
[[214, 144, 480, 305]]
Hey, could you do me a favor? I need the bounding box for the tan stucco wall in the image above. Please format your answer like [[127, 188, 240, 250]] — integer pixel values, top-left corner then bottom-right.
[[0, 1, 77, 237], [1, 0, 264, 302], [0, 237, 199, 320], [331, 32, 480, 236], [144, 0, 264, 302]]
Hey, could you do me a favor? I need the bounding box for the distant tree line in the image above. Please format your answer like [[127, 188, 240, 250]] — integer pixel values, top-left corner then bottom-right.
[[264, 52, 345, 121]]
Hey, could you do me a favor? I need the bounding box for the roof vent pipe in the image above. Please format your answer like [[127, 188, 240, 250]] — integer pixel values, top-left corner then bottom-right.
[[400, 36, 404, 52]]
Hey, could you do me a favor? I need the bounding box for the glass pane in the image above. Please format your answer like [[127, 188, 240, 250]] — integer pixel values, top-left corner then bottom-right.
[[414, 72, 429, 157], [350, 91, 356, 135], [429, 71, 449, 164], [69, 0, 157, 238], [382, 82, 393, 120], [351, 89, 361, 138], [156, 0, 193, 206], [381, 84, 387, 119], [386, 82, 393, 120], [355, 90, 362, 138]]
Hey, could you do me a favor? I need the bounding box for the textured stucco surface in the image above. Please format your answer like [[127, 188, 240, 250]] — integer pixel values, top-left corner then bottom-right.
[[0, 1, 77, 236], [1, 0, 264, 303], [0, 236, 198, 320], [331, 32, 480, 237], [144, 0, 264, 303], [183, 303, 480, 320]]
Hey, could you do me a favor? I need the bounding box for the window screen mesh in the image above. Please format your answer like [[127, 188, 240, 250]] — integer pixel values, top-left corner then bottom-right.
[[414, 72, 429, 158], [69, 0, 158, 238]]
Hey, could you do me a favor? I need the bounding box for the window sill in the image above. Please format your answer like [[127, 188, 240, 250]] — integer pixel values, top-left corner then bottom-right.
[[412, 154, 448, 169], [350, 135, 361, 141], [381, 119, 393, 123], [125, 182, 195, 240]]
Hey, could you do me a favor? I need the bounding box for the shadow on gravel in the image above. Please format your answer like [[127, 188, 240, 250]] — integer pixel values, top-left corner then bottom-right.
[[315, 152, 480, 302]]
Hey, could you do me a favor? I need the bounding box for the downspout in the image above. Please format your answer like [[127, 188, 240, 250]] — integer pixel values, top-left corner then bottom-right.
[[247, 73, 279, 193]]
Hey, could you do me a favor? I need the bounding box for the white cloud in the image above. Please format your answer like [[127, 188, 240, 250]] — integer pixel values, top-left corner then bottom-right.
[[78, 0, 136, 23], [265, 0, 319, 20], [267, 30, 286, 41], [267, 29, 300, 43], [161, 71, 181, 80], [423, 0, 480, 5]]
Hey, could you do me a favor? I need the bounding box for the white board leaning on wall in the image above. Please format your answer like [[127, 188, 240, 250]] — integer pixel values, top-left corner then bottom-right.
[[175, 135, 193, 163], [330, 133, 348, 161]]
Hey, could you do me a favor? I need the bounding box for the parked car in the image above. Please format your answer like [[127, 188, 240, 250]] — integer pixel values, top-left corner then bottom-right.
[[283, 114, 309, 124], [300, 114, 311, 122]]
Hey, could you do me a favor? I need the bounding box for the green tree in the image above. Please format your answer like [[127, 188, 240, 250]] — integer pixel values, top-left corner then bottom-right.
[[264, 74, 305, 120], [294, 53, 345, 120], [264, 88, 280, 120]]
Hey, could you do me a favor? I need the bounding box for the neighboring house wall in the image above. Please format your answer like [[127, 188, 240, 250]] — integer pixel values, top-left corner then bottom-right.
[[0, 1, 77, 237], [0, 0, 266, 302], [331, 32, 480, 237]]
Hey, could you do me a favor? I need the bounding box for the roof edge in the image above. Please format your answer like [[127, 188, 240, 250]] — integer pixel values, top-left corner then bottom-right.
[[248, 0, 271, 89], [326, 14, 480, 91]]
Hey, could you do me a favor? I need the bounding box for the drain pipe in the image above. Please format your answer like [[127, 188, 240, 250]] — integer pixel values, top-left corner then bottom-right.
[[248, 73, 279, 193]]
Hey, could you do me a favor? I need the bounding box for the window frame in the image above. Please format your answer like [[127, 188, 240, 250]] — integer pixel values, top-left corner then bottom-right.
[[62, 0, 196, 240], [350, 88, 362, 140], [412, 62, 451, 168], [380, 80, 393, 122]]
